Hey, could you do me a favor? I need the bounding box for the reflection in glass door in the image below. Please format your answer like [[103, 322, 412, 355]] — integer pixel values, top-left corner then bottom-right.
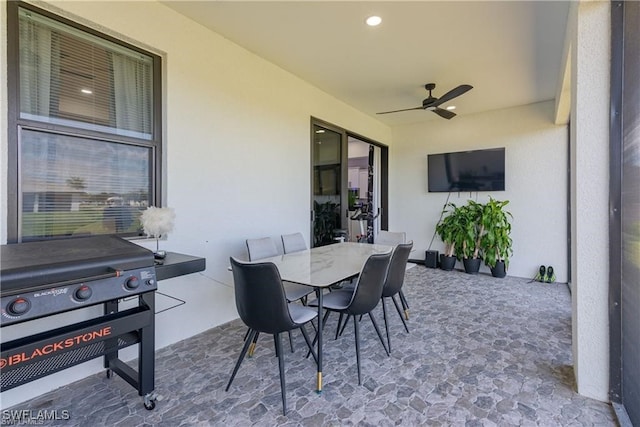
[[610, 3, 640, 423], [619, 2, 640, 422], [311, 124, 345, 247]]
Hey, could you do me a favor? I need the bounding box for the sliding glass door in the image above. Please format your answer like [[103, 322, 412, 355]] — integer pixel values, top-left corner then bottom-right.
[[311, 122, 346, 247], [610, 2, 640, 423], [310, 119, 389, 247]]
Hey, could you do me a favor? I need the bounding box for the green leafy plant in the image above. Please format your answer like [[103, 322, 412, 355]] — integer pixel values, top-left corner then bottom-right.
[[480, 197, 513, 269], [457, 200, 484, 260], [313, 200, 339, 246], [435, 200, 483, 260], [435, 202, 461, 257]]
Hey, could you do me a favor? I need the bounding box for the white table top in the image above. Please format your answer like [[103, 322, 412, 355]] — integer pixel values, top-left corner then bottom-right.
[[260, 242, 392, 288]]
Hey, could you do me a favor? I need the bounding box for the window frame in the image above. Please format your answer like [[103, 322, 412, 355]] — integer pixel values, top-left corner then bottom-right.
[[6, 1, 163, 243]]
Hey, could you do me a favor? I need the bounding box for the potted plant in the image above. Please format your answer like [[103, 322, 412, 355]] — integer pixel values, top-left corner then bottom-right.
[[455, 200, 484, 274], [480, 197, 513, 278], [435, 202, 461, 270]]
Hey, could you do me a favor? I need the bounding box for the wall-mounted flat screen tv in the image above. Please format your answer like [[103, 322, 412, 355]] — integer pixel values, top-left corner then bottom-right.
[[428, 148, 505, 192]]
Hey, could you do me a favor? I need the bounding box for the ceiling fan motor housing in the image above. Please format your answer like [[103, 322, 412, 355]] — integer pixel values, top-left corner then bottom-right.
[[423, 97, 437, 108]]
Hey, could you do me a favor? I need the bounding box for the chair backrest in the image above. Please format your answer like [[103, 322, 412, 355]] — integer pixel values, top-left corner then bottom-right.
[[229, 257, 296, 334], [281, 232, 307, 254], [382, 242, 413, 298], [246, 237, 278, 261], [346, 251, 393, 315], [376, 230, 406, 246]]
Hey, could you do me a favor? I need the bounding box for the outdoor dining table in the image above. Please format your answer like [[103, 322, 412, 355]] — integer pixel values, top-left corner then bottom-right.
[[258, 241, 392, 393]]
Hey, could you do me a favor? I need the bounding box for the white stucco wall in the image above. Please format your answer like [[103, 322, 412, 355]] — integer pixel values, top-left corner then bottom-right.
[[570, 0, 610, 402], [0, 0, 612, 410], [0, 0, 391, 407], [389, 101, 569, 282]]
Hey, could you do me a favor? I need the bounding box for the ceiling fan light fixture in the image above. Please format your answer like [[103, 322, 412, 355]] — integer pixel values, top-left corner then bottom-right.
[[365, 16, 382, 26]]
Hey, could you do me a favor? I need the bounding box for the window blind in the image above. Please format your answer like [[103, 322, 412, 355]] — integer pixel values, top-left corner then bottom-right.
[[19, 7, 154, 139]]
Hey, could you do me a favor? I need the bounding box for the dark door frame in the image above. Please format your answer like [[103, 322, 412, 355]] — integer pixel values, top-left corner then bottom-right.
[[609, 1, 640, 425], [310, 117, 389, 243]]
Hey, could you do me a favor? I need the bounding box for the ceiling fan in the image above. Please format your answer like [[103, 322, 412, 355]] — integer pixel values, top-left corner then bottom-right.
[[377, 83, 473, 119]]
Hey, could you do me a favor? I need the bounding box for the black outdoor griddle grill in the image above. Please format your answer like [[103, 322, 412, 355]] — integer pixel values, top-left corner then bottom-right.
[[0, 235, 159, 410]]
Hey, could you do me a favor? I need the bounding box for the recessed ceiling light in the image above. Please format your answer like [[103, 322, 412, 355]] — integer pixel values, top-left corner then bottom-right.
[[366, 16, 382, 26], [446, 105, 456, 110], [81, 89, 93, 94]]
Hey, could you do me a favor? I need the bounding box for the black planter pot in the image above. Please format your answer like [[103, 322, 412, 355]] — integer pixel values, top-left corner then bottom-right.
[[440, 254, 456, 271], [491, 261, 507, 278], [463, 257, 481, 274]]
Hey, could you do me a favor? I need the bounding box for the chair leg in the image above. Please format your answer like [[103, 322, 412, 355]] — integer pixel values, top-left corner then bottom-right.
[[299, 324, 318, 365], [243, 327, 251, 341], [381, 297, 391, 354], [274, 333, 288, 415], [338, 314, 351, 337], [248, 331, 260, 357], [353, 315, 362, 385], [368, 311, 390, 356], [288, 331, 294, 353], [226, 329, 256, 391], [399, 290, 410, 319], [335, 313, 344, 340], [391, 295, 410, 333]]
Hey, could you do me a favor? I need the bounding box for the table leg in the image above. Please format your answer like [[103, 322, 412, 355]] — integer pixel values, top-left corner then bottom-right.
[[316, 288, 323, 393]]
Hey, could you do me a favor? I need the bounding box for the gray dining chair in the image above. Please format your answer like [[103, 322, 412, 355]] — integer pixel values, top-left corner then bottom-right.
[[245, 237, 314, 354], [380, 242, 413, 353], [227, 257, 318, 415], [374, 230, 411, 319], [281, 232, 307, 254], [310, 251, 392, 385], [375, 230, 406, 246], [335, 242, 413, 349], [246, 237, 313, 303]]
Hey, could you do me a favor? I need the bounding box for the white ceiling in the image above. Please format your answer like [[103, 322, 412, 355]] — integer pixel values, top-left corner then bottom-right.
[[162, 1, 570, 126]]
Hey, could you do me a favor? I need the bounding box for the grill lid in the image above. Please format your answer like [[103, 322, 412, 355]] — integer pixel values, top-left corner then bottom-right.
[[1, 236, 154, 296]]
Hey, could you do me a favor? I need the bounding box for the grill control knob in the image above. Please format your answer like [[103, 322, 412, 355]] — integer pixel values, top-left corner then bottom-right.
[[124, 276, 140, 290], [74, 285, 93, 301], [7, 297, 31, 316]]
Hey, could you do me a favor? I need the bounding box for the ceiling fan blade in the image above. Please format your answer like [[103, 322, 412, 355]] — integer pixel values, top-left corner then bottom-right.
[[431, 84, 473, 107], [433, 107, 457, 120], [376, 106, 424, 115]]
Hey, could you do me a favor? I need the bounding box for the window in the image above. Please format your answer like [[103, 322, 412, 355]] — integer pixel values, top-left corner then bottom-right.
[[7, 2, 162, 242]]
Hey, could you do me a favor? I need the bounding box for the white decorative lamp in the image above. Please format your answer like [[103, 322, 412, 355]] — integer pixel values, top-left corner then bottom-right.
[[140, 207, 175, 259]]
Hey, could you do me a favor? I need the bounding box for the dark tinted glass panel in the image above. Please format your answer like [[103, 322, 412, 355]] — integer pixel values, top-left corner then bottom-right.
[[20, 129, 150, 240], [313, 125, 342, 246]]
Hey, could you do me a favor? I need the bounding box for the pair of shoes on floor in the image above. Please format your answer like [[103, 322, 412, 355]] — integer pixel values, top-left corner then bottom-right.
[[535, 265, 556, 283]]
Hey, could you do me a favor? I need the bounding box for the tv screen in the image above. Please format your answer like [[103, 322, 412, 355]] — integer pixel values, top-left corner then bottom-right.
[[428, 148, 505, 192]]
